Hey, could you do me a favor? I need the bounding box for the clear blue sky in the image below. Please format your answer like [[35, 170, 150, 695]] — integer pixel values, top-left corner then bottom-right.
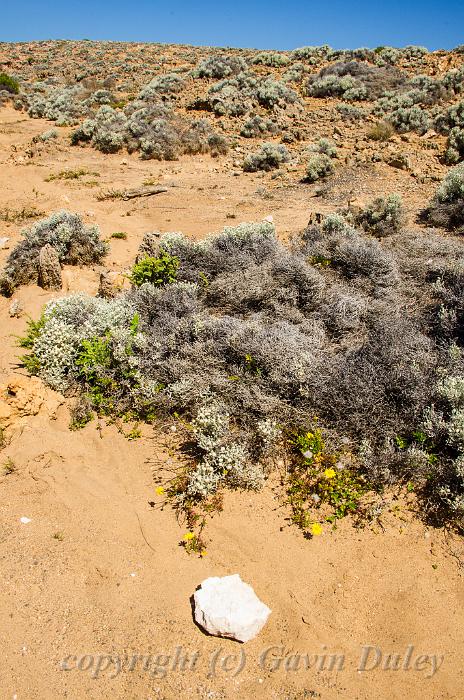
[[1, 0, 463, 50]]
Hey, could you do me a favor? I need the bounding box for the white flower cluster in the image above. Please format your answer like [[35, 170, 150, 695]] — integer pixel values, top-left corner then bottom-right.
[[437, 375, 464, 407], [32, 294, 137, 391], [187, 462, 222, 498], [187, 400, 265, 494], [192, 401, 230, 452], [257, 418, 282, 450], [33, 316, 82, 391]]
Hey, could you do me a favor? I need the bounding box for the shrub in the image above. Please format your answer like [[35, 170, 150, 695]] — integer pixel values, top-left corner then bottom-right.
[[27, 84, 89, 125], [130, 251, 179, 287], [445, 127, 464, 164], [71, 99, 227, 160], [283, 62, 307, 84], [197, 73, 299, 116], [436, 102, 464, 163], [243, 143, 290, 172], [38, 128, 58, 142], [240, 115, 279, 138], [0, 73, 20, 94], [20, 216, 464, 527], [251, 52, 289, 67], [292, 45, 331, 64], [419, 164, 464, 233], [307, 61, 405, 101], [256, 78, 299, 109], [336, 103, 365, 121], [402, 45, 428, 60], [309, 138, 337, 158], [139, 73, 185, 97], [367, 121, 394, 141], [193, 55, 248, 79], [374, 46, 401, 66], [353, 194, 405, 237], [0, 211, 108, 295], [388, 105, 431, 134], [305, 153, 334, 182]]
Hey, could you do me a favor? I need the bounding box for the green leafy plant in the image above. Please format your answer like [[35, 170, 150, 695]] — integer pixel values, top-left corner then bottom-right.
[[0, 73, 20, 94], [18, 314, 46, 374], [3, 458, 16, 475], [111, 231, 128, 239], [129, 251, 179, 287], [244, 353, 263, 377], [287, 426, 369, 531]]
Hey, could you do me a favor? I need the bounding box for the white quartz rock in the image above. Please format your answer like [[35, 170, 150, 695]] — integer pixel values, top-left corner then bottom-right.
[[194, 574, 271, 642]]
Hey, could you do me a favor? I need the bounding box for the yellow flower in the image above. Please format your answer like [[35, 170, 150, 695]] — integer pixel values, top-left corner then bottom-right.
[[183, 532, 195, 541], [311, 522, 323, 536], [324, 468, 336, 479], [155, 486, 165, 496], [200, 550, 207, 557]]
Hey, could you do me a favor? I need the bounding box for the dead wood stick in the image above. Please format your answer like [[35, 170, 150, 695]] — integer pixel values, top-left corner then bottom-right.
[[122, 185, 168, 200]]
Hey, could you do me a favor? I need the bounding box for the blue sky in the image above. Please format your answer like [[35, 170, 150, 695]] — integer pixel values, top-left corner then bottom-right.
[[1, 0, 463, 50]]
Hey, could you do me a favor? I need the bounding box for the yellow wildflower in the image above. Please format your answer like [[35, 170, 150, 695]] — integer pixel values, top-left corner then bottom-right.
[[183, 532, 195, 541], [324, 468, 336, 479], [311, 522, 323, 536], [155, 486, 165, 496], [200, 550, 207, 557]]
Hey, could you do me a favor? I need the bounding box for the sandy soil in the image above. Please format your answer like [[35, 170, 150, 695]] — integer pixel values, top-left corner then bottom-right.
[[0, 105, 463, 700]]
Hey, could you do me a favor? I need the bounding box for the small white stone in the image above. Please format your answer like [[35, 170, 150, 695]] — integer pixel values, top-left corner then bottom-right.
[[0, 237, 10, 249], [20, 517, 32, 524], [302, 450, 313, 459], [194, 574, 271, 643], [262, 215, 274, 223]]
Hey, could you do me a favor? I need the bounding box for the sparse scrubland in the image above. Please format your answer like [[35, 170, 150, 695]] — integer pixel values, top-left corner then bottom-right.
[[1, 38, 464, 700], [1, 39, 464, 540]]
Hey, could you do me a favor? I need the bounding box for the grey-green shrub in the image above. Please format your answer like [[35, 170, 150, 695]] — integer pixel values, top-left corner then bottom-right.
[[243, 142, 290, 172], [305, 153, 334, 182], [21, 217, 464, 524], [0, 211, 108, 295], [193, 54, 248, 79], [419, 163, 464, 233], [251, 52, 290, 67], [353, 194, 405, 237]]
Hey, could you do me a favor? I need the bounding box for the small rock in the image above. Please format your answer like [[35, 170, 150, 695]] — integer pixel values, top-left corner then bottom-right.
[[9, 299, 23, 318], [38, 244, 62, 290], [0, 237, 10, 249], [20, 517, 32, 524], [97, 270, 125, 298], [386, 153, 411, 171], [262, 215, 274, 223], [194, 574, 271, 643]]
